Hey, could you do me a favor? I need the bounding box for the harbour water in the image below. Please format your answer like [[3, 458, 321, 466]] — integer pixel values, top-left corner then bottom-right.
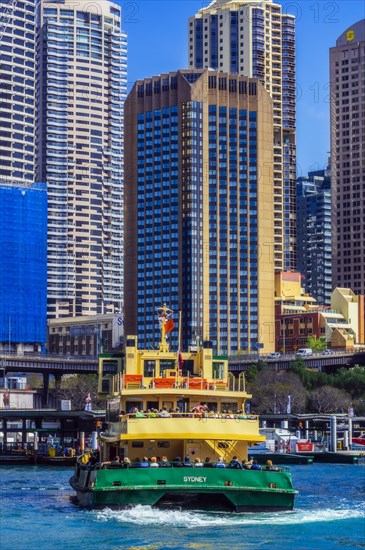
[[0, 463, 364, 549]]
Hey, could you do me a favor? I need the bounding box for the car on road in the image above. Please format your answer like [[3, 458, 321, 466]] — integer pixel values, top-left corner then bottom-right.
[[266, 352, 282, 359], [296, 348, 313, 357], [321, 349, 334, 355]]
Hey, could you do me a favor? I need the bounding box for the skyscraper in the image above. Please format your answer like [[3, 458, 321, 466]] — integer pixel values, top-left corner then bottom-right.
[[330, 20, 365, 295], [124, 70, 275, 354], [0, 0, 36, 182], [37, 0, 127, 318], [188, 0, 296, 271], [296, 167, 332, 305]]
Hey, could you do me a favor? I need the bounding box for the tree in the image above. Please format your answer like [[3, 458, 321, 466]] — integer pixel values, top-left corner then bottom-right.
[[308, 385, 352, 414], [248, 366, 307, 414], [306, 335, 326, 351], [55, 374, 105, 410]]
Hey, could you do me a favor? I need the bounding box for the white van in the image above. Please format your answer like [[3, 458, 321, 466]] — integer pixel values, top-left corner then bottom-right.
[[296, 348, 313, 357]]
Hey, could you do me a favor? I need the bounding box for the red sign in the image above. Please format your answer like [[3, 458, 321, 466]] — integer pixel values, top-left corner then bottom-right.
[[296, 442, 314, 452]]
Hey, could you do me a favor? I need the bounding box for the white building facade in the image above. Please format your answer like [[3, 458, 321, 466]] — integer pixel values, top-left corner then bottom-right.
[[37, 0, 127, 318]]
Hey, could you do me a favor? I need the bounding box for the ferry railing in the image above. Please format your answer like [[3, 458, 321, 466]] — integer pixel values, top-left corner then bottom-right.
[[118, 374, 248, 393], [97, 459, 286, 472], [119, 412, 259, 421]]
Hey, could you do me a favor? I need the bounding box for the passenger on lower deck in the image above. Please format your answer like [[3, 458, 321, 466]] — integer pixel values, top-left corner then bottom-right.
[[183, 455, 193, 467], [229, 456, 243, 469], [150, 456, 159, 467], [215, 457, 226, 468]]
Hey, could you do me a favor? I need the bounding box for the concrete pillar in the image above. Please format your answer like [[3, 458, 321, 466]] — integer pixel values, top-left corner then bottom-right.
[[16, 343, 24, 356], [343, 430, 349, 450], [348, 417, 352, 449], [54, 374, 62, 392], [22, 418, 26, 447], [330, 415, 337, 452], [305, 420, 309, 441], [42, 373, 50, 407]]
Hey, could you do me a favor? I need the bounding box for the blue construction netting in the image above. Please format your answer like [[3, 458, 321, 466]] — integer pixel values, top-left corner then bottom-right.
[[0, 183, 47, 344]]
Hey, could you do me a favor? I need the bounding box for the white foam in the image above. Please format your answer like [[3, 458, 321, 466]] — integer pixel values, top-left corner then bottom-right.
[[92, 504, 365, 529]]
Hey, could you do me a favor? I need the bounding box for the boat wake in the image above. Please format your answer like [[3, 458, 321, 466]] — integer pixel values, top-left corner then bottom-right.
[[91, 504, 365, 529]]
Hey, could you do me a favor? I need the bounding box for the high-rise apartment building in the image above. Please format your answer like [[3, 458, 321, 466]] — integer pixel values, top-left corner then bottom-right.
[[188, 0, 296, 271], [37, 0, 127, 318], [296, 167, 332, 305], [0, 0, 36, 182], [330, 20, 365, 295], [124, 70, 275, 354]]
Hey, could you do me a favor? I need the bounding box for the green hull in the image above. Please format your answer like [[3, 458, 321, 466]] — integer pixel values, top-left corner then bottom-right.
[[70, 465, 297, 512]]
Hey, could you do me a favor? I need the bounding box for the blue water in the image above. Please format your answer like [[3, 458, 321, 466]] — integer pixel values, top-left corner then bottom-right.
[[0, 464, 364, 549]]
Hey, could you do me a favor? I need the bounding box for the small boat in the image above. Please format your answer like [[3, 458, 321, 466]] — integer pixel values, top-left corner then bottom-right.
[[70, 306, 297, 512], [352, 434, 365, 448]]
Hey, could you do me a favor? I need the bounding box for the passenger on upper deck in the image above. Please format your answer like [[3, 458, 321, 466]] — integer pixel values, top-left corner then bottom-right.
[[204, 457, 213, 468], [194, 458, 203, 467], [160, 456, 171, 468], [174, 456, 184, 467]]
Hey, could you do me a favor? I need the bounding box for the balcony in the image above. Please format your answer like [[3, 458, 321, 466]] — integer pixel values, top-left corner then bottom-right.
[[109, 414, 261, 441]]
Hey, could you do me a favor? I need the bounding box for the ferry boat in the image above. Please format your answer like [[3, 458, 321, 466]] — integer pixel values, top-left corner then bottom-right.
[[70, 306, 297, 512]]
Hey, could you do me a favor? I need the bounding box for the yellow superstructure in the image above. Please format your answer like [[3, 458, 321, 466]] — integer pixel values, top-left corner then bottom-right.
[[98, 306, 264, 463]]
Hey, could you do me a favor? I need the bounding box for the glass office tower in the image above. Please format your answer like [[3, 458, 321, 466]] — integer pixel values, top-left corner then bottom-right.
[[330, 20, 365, 295], [124, 70, 275, 354], [37, 0, 127, 318], [296, 167, 332, 305], [188, 0, 296, 271]]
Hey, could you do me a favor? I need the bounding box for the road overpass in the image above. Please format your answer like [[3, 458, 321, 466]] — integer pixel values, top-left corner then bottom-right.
[[228, 351, 365, 373]]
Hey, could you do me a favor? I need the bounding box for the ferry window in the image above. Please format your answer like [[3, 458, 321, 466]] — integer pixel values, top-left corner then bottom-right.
[[101, 378, 110, 393], [126, 401, 144, 412], [131, 441, 144, 448], [221, 402, 238, 413], [144, 360, 155, 377], [157, 441, 170, 448], [181, 359, 194, 377], [212, 362, 225, 379], [160, 360, 175, 376]]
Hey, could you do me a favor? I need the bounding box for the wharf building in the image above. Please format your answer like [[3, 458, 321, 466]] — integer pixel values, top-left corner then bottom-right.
[[37, 0, 127, 319], [0, 0, 36, 182], [330, 20, 365, 295], [188, 0, 296, 272], [124, 69, 275, 355], [296, 167, 332, 306]]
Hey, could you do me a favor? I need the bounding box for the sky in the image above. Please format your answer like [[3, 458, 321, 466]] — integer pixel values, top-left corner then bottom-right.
[[118, 0, 364, 176]]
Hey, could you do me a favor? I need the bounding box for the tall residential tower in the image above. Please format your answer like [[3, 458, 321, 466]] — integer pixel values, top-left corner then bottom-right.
[[0, 0, 36, 182], [37, 0, 127, 318], [330, 20, 365, 295], [124, 70, 275, 354], [188, 0, 296, 271]]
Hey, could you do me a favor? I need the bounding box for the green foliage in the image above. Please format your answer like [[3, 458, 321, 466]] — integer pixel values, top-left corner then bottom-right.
[[306, 336, 326, 351]]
